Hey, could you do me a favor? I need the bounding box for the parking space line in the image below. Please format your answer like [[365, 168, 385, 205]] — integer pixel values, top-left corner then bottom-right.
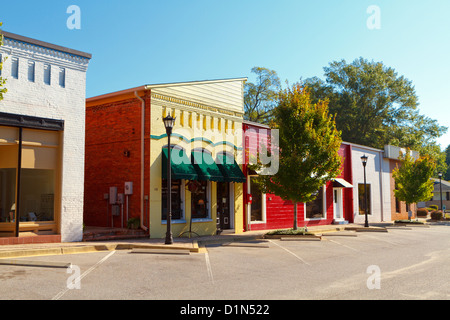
[[268, 240, 311, 266], [204, 252, 214, 284], [327, 239, 361, 253], [360, 233, 400, 246], [52, 250, 116, 300]]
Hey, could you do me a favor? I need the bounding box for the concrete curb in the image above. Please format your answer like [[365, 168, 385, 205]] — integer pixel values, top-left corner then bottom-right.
[[0, 242, 203, 259], [345, 226, 388, 232], [197, 235, 264, 247]]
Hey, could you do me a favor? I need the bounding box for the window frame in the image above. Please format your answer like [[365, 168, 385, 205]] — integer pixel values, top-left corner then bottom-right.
[[304, 185, 327, 220], [161, 179, 185, 222], [358, 183, 372, 216], [248, 175, 266, 224]]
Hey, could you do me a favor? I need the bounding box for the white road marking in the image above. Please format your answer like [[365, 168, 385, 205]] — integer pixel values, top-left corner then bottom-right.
[[52, 250, 116, 300], [328, 239, 361, 252], [268, 240, 311, 266], [204, 252, 214, 284]]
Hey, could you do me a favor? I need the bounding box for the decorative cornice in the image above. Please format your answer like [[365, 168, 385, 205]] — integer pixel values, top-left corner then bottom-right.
[[1, 36, 90, 72], [151, 93, 244, 119]]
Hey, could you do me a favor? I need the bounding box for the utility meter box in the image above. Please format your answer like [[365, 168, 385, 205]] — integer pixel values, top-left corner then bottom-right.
[[117, 193, 124, 205], [111, 205, 120, 216], [109, 187, 117, 205], [124, 182, 133, 195]]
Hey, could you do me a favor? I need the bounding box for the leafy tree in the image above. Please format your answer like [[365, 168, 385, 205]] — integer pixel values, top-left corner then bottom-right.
[[443, 144, 450, 181], [393, 151, 436, 214], [305, 58, 447, 155], [0, 22, 6, 100], [253, 84, 342, 229], [244, 67, 281, 124]]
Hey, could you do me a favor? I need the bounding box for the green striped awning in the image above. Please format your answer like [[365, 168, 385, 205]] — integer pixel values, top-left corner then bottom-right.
[[216, 153, 246, 183], [162, 148, 198, 180], [191, 151, 225, 182]]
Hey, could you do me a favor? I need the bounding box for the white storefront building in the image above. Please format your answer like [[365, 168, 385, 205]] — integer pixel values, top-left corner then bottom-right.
[[0, 31, 91, 243]]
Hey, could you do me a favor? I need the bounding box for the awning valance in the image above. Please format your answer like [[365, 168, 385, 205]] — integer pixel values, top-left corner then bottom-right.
[[216, 153, 246, 183], [191, 151, 225, 182], [332, 178, 353, 188], [162, 148, 198, 180]]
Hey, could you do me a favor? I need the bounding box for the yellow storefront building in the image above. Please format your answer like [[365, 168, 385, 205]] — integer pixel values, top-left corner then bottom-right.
[[85, 78, 247, 239]]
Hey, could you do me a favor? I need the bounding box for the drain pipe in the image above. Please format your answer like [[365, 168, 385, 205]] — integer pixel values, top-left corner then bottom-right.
[[134, 91, 148, 232]]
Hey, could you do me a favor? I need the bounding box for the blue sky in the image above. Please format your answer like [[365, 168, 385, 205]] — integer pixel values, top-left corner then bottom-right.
[[1, 1, 450, 149]]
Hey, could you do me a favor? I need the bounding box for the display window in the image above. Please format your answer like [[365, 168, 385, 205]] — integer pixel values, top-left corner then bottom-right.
[[0, 125, 61, 236]]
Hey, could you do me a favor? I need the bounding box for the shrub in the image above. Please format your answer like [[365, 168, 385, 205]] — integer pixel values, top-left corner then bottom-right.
[[127, 217, 140, 229], [416, 208, 428, 217], [266, 228, 314, 236], [394, 219, 424, 224], [430, 210, 443, 220]]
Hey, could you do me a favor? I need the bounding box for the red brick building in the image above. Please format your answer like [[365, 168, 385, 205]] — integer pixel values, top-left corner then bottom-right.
[[84, 88, 151, 229]]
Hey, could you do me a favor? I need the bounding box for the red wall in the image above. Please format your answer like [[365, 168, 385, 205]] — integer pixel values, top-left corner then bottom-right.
[[338, 143, 354, 223], [84, 93, 151, 228], [243, 123, 352, 231]]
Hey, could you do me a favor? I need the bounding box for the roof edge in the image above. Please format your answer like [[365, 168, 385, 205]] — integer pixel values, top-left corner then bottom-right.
[[144, 77, 247, 89], [1, 30, 92, 59]]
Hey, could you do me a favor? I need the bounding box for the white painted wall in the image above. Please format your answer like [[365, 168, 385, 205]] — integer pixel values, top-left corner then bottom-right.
[[0, 33, 91, 242], [351, 145, 391, 224]]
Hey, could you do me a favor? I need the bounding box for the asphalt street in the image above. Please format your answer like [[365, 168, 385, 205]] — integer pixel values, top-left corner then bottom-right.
[[0, 225, 449, 301]]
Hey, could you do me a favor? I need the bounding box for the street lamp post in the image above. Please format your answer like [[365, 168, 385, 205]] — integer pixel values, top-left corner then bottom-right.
[[361, 154, 369, 228], [438, 172, 443, 213], [163, 113, 176, 245]]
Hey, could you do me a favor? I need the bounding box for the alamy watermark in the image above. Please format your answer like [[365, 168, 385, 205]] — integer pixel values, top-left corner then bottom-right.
[[169, 127, 279, 176], [67, 5, 81, 30], [367, 5, 381, 30], [366, 265, 381, 290], [67, 264, 81, 290]]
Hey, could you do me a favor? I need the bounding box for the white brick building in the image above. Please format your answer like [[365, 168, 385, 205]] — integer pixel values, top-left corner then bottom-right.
[[0, 31, 91, 243]]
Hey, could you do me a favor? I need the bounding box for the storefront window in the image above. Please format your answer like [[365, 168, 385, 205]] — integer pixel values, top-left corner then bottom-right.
[[358, 183, 371, 215], [191, 180, 208, 219], [0, 168, 17, 223], [18, 169, 55, 222], [305, 187, 325, 219], [161, 179, 183, 220], [0, 127, 19, 226], [0, 124, 60, 236], [250, 177, 263, 221]]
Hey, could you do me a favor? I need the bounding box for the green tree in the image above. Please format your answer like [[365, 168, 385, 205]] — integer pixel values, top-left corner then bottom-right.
[[0, 22, 7, 100], [305, 58, 447, 154], [253, 84, 342, 229], [393, 151, 436, 215], [244, 67, 281, 124], [443, 144, 450, 181]]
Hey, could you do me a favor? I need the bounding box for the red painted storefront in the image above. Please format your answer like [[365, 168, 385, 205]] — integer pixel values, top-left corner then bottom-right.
[[243, 121, 354, 231]]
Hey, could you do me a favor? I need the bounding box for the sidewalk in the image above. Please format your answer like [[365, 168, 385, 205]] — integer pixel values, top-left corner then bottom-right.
[[0, 223, 391, 259]]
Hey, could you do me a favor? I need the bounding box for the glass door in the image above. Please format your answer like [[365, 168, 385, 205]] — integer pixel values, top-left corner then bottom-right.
[[217, 182, 230, 229]]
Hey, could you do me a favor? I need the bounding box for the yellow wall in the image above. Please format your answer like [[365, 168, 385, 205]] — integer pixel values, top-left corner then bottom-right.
[[148, 82, 245, 238]]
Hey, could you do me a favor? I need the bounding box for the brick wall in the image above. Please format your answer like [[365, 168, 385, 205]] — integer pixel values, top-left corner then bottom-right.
[[84, 93, 151, 229]]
